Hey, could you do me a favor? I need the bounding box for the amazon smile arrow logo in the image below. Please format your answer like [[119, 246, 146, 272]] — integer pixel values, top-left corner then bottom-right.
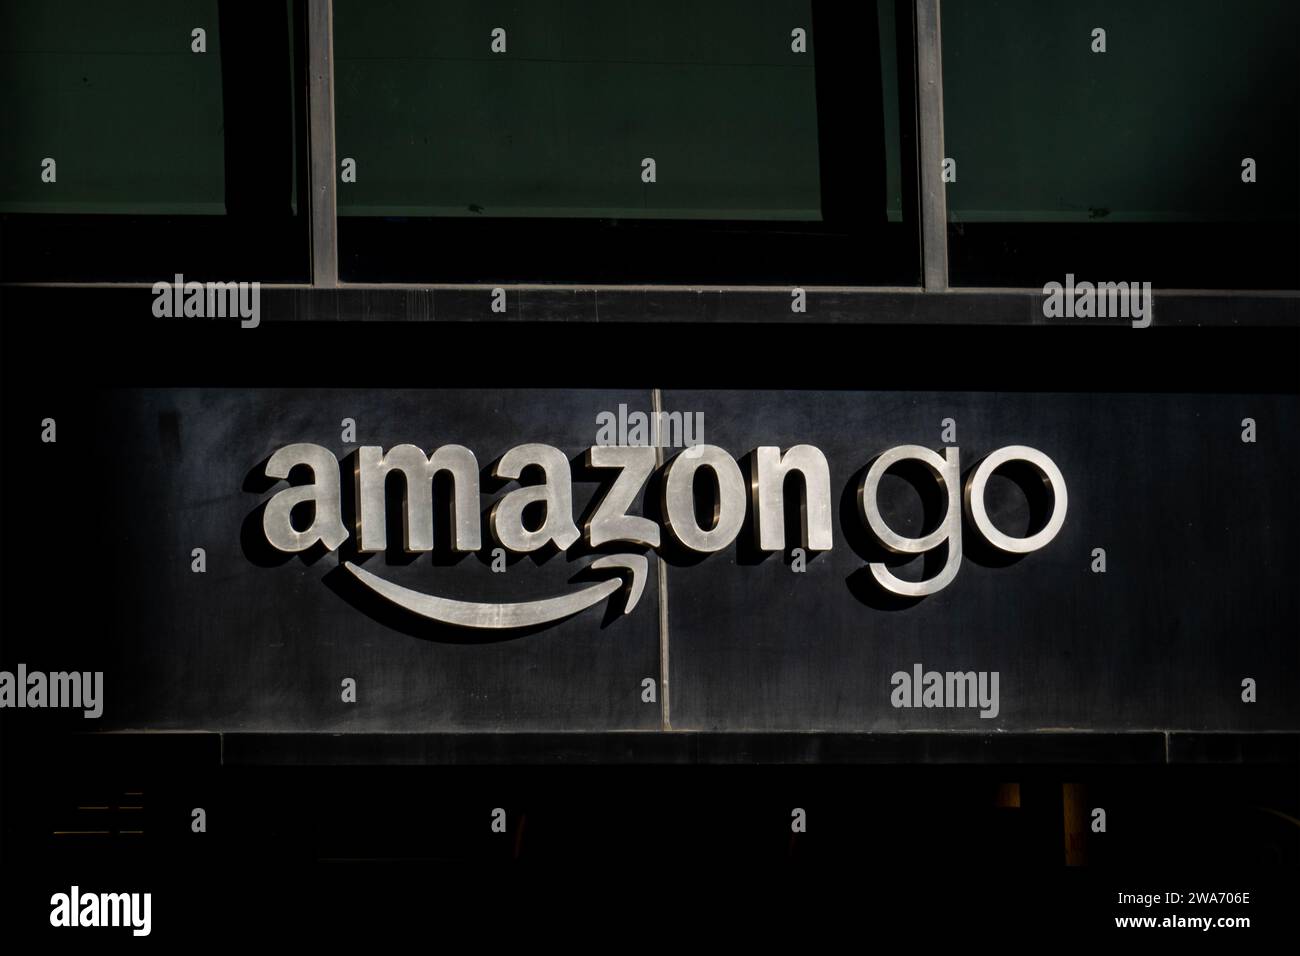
[[343, 553, 647, 628], [254, 439, 1067, 629]]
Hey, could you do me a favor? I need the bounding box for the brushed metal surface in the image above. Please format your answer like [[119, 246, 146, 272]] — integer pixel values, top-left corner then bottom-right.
[[45, 386, 1300, 736]]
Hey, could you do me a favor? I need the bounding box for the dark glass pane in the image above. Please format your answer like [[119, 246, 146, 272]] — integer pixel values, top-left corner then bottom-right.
[[0, 0, 308, 281], [941, 0, 1299, 288], [338, 1, 820, 221], [334, 0, 916, 283]]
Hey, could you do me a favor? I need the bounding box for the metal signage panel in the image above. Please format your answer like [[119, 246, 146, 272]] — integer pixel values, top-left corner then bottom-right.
[[94, 388, 663, 732], [661, 389, 1298, 732], [86, 387, 1298, 734]]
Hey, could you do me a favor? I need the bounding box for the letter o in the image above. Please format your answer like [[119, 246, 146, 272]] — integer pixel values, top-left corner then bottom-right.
[[964, 446, 1067, 554], [663, 445, 746, 552]]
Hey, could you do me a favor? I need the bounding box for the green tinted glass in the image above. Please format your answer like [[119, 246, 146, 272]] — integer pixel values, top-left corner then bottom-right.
[[335, 0, 840, 221], [0, 0, 299, 216], [0, 0, 226, 214], [942, 0, 1299, 223]]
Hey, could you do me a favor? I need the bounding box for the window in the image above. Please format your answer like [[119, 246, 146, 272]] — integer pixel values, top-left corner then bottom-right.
[[0, 0, 309, 282], [942, 0, 1299, 289], [334, 0, 917, 284]]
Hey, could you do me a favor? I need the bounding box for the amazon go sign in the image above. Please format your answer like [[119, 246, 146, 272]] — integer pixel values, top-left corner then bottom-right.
[[257, 441, 1067, 624]]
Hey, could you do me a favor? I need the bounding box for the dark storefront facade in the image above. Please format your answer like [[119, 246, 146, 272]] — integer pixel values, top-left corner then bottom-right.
[[1, 0, 1297, 938]]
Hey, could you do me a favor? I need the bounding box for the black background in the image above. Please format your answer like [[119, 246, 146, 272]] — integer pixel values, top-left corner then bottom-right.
[[31, 385, 1297, 734], [1, 292, 1297, 938]]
